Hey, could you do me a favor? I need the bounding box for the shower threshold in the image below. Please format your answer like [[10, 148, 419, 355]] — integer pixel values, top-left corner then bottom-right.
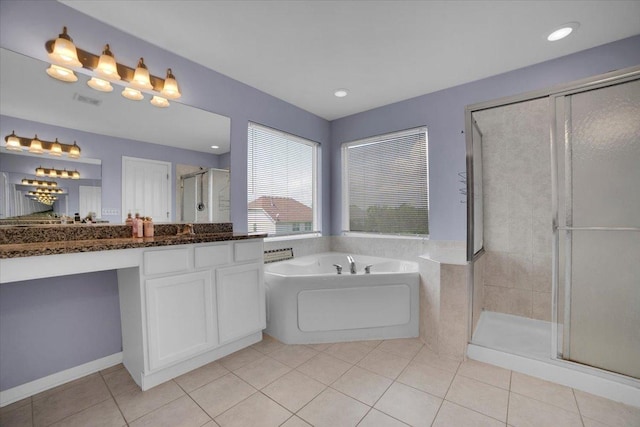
[[468, 311, 640, 408]]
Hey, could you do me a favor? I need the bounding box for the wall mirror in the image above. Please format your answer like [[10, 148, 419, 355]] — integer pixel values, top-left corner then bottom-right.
[[0, 47, 231, 224]]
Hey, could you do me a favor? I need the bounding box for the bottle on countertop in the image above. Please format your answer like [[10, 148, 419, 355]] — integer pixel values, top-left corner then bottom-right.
[[144, 217, 154, 237], [134, 212, 143, 238], [125, 212, 133, 229]]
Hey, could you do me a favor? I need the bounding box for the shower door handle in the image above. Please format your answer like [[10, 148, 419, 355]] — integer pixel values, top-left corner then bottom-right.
[[556, 226, 640, 231]]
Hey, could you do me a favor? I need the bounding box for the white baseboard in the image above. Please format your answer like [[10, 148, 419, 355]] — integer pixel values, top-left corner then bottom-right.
[[0, 352, 123, 407]]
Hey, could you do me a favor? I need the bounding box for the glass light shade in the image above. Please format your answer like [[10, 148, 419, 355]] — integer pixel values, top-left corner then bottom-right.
[[87, 77, 113, 92], [130, 58, 153, 90], [29, 136, 44, 154], [50, 181, 58, 188], [160, 69, 181, 99], [122, 87, 144, 100], [71, 170, 80, 179], [5, 132, 22, 151], [60, 169, 69, 179], [35, 167, 45, 177], [68, 142, 81, 159], [49, 169, 57, 178], [50, 139, 63, 156], [48, 27, 82, 68], [46, 64, 78, 82], [95, 45, 121, 80], [150, 96, 169, 108]]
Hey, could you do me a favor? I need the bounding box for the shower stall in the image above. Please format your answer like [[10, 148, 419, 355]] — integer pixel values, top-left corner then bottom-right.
[[465, 66, 640, 404], [179, 168, 230, 223]]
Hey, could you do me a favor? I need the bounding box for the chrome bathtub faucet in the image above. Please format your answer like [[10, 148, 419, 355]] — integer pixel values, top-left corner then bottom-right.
[[347, 255, 356, 274], [333, 264, 343, 274]]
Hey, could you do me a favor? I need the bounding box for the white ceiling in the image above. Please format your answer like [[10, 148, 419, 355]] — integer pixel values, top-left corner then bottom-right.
[[61, 0, 640, 121]]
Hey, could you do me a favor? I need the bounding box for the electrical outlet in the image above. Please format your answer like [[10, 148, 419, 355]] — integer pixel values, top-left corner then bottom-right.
[[102, 208, 120, 216]]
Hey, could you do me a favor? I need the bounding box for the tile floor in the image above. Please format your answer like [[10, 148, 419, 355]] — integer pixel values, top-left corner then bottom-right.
[[1, 336, 639, 427]]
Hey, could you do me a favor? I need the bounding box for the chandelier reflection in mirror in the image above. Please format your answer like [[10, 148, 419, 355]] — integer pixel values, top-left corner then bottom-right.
[[35, 166, 80, 179], [4, 131, 81, 158], [46, 27, 181, 108], [21, 179, 58, 187]]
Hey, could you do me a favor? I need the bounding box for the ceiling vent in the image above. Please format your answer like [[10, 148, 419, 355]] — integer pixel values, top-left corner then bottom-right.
[[73, 93, 102, 106]]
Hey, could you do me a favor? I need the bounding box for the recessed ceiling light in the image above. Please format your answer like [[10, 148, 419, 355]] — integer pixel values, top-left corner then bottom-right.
[[334, 89, 348, 98], [211, 145, 219, 149], [547, 22, 579, 41]]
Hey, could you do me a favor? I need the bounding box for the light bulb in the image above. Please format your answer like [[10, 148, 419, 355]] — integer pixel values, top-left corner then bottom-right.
[[71, 170, 80, 179], [47, 27, 82, 68], [160, 68, 181, 99], [49, 168, 57, 178], [36, 167, 45, 177], [5, 131, 22, 151], [122, 87, 144, 101], [130, 58, 153, 90], [150, 96, 169, 108], [87, 77, 113, 92], [29, 135, 44, 154], [50, 138, 62, 156], [68, 142, 81, 159], [60, 169, 69, 179], [94, 44, 121, 80], [46, 64, 78, 82]]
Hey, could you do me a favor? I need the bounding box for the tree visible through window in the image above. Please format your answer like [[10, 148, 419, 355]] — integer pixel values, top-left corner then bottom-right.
[[247, 123, 318, 236], [343, 127, 429, 235]]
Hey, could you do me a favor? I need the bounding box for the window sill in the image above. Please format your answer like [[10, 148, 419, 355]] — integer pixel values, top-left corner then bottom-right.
[[341, 232, 429, 241], [265, 232, 322, 243]]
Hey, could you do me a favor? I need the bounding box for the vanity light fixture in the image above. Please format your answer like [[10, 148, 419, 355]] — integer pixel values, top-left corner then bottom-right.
[[31, 188, 64, 194], [34, 166, 80, 179], [4, 131, 82, 158], [45, 27, 181, 107], [22, 179, 58, 187]]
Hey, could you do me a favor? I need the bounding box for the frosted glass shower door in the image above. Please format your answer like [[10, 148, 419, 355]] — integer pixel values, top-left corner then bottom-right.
[[555, 78, 640, 379]]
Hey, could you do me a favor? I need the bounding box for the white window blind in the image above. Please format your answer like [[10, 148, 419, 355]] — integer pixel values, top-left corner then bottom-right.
[[247, 122, 318, 237], [343, 127, 429, 236]]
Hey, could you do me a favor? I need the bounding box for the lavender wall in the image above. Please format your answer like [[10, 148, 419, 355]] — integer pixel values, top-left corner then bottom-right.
[[0, 271, 121, 390], [330, 35, 640, 239]]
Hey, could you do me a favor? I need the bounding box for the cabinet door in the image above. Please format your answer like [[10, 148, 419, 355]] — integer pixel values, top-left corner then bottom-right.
[[146, 271, 217, 370], [216, 263, 265, 343]]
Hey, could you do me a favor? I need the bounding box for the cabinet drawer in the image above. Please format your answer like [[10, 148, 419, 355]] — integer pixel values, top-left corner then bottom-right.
[[195, 243, 230, 268], [234, 241, 263, 262], [144, 248, 190, 276]]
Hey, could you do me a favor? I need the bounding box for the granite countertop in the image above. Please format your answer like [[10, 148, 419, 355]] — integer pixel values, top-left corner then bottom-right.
[[0, 223, 266, 259]]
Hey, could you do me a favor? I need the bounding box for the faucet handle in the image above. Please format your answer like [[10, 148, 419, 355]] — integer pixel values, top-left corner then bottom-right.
[[364, 265, 373, 274], [333, 264, 343, 275]]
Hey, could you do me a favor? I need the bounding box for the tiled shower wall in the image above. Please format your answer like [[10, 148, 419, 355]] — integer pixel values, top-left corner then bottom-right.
[[474, 98, 553, 321]]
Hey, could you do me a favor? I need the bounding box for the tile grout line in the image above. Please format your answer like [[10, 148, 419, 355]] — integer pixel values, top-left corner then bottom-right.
[[174, 378, 216, 426], [505, 370, 512, 426], [571, 387, 587, 427], [99, 368, 129, 427]]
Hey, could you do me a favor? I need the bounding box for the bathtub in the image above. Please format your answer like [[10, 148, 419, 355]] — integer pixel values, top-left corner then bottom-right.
[[264, 252, 419, 344]]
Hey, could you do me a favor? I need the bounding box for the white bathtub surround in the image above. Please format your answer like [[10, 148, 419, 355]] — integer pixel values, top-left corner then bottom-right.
[[264, 253, 419, 344]]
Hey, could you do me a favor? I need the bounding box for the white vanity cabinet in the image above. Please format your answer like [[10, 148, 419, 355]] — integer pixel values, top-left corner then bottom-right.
[[118, 239, 264, 390]]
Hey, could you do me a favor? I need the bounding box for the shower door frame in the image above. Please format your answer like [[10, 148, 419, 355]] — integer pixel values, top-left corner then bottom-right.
[[464, 65, 640, 363], [550, 73, 640, 377]]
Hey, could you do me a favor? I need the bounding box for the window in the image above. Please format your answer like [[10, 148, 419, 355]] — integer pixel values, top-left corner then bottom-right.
[[247, 122, 319, 237], [342, 127, 429, 236]]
